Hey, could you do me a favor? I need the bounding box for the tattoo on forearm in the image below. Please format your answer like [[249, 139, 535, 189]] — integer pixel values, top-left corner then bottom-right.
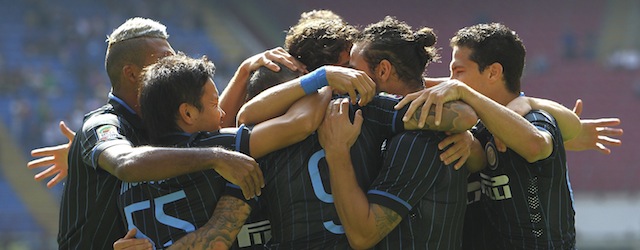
[[169, 196, 251, 250], [372, 205, 402, 239]]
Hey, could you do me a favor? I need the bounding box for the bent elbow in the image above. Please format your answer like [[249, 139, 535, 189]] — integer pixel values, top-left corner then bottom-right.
[[347, 235, 377, 250], [522, 135, 553, 163], [236, 108, 249, 126]]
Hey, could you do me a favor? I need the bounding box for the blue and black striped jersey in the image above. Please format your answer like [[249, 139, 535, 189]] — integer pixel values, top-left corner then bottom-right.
[[117, 127, 270, 250], [259, 94, 407, 249], [59, 94, 148, 249], [474, 110, 575, 249], [371, 130, 469, 250]]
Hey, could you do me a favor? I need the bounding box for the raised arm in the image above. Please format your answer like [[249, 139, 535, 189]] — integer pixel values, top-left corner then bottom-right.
[[220, 47, 306, 127], [237, 66, 376, 126], [248, 87, 332, 158]]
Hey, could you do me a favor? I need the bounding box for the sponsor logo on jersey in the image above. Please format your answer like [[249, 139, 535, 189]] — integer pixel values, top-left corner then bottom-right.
[[480, 173, 512, 201], [237, 220, 271, 247], [96, 124, 119, 141], [467, 181, 482, 204]]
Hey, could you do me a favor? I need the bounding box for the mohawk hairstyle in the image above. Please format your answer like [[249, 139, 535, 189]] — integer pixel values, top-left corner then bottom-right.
[[106, 17, 169, 45]]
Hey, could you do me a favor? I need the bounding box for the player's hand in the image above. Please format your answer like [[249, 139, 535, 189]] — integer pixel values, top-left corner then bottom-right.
[[438, 131, 473, 170], [395, 79, 466, 128], [242, 47, 307, 74], [212, 150, 264, 200], [565, 99, 623, 154], [318, 98, 363, 153], [27, 121, 75, 188], [324, 66, 376, 106], [113, 228, 152, 250]]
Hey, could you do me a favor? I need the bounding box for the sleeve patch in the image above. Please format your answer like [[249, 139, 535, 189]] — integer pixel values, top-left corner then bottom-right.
[[96, 125, 120, 141]]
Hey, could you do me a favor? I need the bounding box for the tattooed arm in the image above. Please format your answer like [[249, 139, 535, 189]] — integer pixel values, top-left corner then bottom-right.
[[168, 195, 251, 250], [402, 100, 477, 133], [318, 99, 403, 249]]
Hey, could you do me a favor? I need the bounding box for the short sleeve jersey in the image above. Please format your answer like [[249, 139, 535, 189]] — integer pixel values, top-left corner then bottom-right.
[[259, 94, 407, 249], [474, 110, 576, 249], [59, 94, 148, 249], [371, 130, 470, 250], [117, 126, 270, 249]]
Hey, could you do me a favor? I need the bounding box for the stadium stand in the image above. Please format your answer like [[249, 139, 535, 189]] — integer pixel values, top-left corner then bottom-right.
[[0, 0, 638, 248]]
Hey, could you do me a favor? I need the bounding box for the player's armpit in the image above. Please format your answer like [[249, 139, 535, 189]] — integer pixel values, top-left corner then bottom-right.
[[168, 195, 251, 250]]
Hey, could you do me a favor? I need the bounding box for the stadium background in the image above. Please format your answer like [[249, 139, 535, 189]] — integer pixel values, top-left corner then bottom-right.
[[0, 0, 638, 249]]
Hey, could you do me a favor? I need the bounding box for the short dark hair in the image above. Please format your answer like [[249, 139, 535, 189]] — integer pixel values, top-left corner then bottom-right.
[[139, 53, 216, 143], [285, 19, 358, 70], [450, 23, 525, 94], [356, 16, 439, 89], [246, 62, 302, 101]]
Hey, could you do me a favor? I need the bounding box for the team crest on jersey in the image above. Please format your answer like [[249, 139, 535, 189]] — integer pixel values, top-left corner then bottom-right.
[[485, 142, 498, 170], [96, 125, 119, 141]]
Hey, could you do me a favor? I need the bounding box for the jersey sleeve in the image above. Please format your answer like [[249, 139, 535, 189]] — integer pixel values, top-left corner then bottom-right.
[[366, 130, 444, 218], [80, 113, 133, 170], [525, 109, 563, 163], [357, 93, 408, 138], [208, 125, 255, 207], [213, 124, 252, 155]]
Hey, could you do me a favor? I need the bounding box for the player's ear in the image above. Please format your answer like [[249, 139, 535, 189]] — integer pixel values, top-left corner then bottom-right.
[[487, 62, 503, 82], [377, 59, 392, 82], [122, 64, 139, 87], [179, 103, 197, 125]]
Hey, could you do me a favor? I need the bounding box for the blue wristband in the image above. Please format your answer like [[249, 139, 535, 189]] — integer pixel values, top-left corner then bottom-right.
[[519, 91, 525, 97], [300, 67, 328, 95]]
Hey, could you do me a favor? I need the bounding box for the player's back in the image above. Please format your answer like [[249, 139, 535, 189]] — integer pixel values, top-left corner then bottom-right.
[[59, 97, 147, 249], [372, 130, 469, 249], [118, 129, 269, 249], [260, 95, 406, 249]]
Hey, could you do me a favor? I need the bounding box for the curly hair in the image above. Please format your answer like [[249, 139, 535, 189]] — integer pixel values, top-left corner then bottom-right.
[[284, 19, 358, 70], [356, 16, 439, 89], [450, 23, 525, 94], [296, 9, 345, 25]]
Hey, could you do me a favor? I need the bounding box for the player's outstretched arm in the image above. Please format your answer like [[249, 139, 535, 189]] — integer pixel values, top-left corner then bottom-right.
[[98, 145, 263, 200], [565, 99, 623, 154], [238, 66, 376, 126], [506, 96, 582, 141], [220, 47, 306, 127], [248, 87, 332, 158], [396, 80, 553, 163], [27, 121, 75, 188], [168, 195, 251, 250], [319, 98, 402, 249]]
